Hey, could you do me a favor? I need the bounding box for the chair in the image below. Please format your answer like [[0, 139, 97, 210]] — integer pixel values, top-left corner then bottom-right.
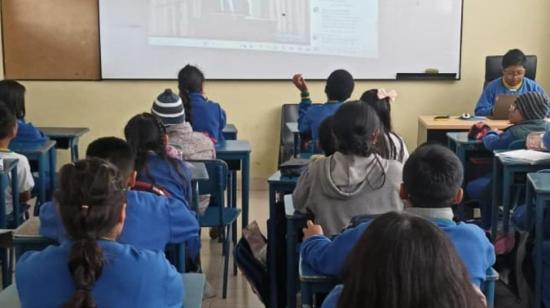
[[484, 55, 537, 88], [481, 268, 499, 308], [279, 104, 299, 165], [193, 159, 241, 298]]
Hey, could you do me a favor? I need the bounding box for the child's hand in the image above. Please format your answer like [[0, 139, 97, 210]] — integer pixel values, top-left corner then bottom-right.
[[303, 220, 324, 240], [292, 74, 308, 93]]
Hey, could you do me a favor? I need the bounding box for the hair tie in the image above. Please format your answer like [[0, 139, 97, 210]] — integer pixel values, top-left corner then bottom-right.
[[377, 88, 398, 103], [81, 204, 89, 214]]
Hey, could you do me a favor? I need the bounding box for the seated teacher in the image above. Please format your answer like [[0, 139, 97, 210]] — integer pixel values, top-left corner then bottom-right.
[[475, 48, 548, 116]]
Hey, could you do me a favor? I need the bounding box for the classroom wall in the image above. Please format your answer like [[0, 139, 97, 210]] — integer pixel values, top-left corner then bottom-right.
[[1, 0, 550, 189]]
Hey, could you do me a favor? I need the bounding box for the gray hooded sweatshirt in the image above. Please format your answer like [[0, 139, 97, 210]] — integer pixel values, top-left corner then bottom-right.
[[292, 152, 404, 235]]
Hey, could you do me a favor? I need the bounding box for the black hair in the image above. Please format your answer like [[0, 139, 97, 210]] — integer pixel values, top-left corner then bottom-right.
[[317, 116, 336, 156], [55, 158, 127, 308], [325, 69, 354, 102], [124, 112, 189, 186], [333, 101, 386, 189], [0, 103, 16, 140], [403, 143, 463, 208], [502, 49, 526, 69], [338, 212, 485, 308], [0, 80, 26, 119], [86, 137, 136, 179], [177, 65, 205, 125], [360, 89, 405, 162]]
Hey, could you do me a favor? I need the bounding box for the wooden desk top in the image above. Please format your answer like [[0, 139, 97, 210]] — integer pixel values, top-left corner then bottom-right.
[[419, 116, 511, 130]]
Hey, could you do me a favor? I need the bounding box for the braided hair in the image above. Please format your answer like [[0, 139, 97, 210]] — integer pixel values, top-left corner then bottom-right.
[[177, 64, 205, 125], [55, 158, 127, 308]]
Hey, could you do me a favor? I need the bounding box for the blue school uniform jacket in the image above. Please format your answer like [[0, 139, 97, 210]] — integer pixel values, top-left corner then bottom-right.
[[300, 208, 495, 287], [39, 190, 199, 253], [16, 240, 183, 308], [137, 153, 193, 206], [189, 92, 226, 143], [475, 77, 548, 116], [14, 119, 47, 143], [298, 98, 342, 143]]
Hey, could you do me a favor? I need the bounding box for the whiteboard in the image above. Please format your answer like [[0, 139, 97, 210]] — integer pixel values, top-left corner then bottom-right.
[[99, 0, 463, 79]]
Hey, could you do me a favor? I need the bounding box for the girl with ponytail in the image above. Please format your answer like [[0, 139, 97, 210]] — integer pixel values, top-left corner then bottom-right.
[[292, 101, 404, 235], [124, 112, 193, 206], [16, 158, 183, 307]]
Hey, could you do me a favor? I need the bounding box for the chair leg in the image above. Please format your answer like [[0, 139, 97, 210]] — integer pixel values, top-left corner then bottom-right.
[[223, 225, 230, 299], [233, 220, 238, 275]]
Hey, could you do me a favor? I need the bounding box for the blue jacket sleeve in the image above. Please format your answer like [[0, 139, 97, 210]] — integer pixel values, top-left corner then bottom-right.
[[158, 253, 184, 307], [321, 285, 343, 308], [475, 87, 495, 116], [483, 130, 514, 151], [38, 201, 67, 242], [166, 197, 200, 258], [300, 223, 368, 277], [298, 98, 313, 134]]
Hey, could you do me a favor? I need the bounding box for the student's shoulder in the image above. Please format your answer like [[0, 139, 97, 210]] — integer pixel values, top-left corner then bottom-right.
[[17, 244, 68, 271], [111, 241, 172, 268], [446, 222, 492, 246], [484, 78, 503, 90], [523, 77, 545, 89]]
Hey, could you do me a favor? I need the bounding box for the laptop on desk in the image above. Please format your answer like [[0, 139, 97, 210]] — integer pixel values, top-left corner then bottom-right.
[[487, 95, 517, 120]]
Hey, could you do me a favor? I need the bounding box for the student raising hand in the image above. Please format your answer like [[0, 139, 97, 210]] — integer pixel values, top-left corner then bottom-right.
[[303, 220, 324, 240], [292, 73, 309, 93]]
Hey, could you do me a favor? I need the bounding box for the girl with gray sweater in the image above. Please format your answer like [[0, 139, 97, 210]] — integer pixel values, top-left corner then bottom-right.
[[292, 101, 404, 236]]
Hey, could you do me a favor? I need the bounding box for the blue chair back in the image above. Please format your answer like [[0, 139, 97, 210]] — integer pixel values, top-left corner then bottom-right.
[[194, 159, 229, 225]]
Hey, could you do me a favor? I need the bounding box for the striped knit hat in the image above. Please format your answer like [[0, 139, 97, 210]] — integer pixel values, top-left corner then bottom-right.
[[514, 92, 549, 120], [151, 89, 185, 125]]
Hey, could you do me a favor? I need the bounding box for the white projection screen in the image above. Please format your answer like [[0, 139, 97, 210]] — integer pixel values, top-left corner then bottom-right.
[[99, 0, 463, 80]]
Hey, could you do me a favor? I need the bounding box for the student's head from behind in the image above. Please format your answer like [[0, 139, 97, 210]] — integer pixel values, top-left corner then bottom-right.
[[0, 103, 17, 142], [178, 65, 204, 94], [338, 212, 485, 308], [325, 69, 354, 102], [124, 113, 168, 170], [151, 89, 185, 126], [55, 158, 127, 307], [86, 137, 136, 187], [401, 143, 463, 208], [0, 80, 26, 119], [360, 89, 394, 131], [501, 49, 527, 87], [332, 101, 381, 157], [317, 116, 336, 156], [508, 92, 549, 124]]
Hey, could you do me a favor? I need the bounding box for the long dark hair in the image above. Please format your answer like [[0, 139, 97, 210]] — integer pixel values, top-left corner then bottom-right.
[[0, 80, 26, 119], [55, 158, 126, 308], [333, 101, 386, 189], [338, 212, 485, 308], [124, 113, 189, 186], [360, 89, 404, 162], [177, 65, 205, 125]]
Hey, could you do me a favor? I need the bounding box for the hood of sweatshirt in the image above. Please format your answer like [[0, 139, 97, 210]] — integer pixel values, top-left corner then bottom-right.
[[318, 151, 389, 200]]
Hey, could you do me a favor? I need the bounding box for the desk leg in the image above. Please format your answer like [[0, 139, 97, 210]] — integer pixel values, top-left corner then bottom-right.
[[286, 217, 297, 308], [535, 196, 544, 308], [268, 185, 278, 308], [242, 153, 250, 230], [71, 137, 80, 162], [525, 181, 534, 230], [0, 176, 7, 228], [501, 167, 512, 234], [10, 168, 20, 227], [491, 159, 502, 242], [48, 148, 57, 201]]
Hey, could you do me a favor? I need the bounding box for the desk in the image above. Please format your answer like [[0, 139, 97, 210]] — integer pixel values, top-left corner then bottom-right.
[[446, 132, 485, 166], [39, 127, 89, 162], [524, 173, 550, 308], [215, 140, 251, 230], [222, 124, 238, 140], [418, 116, 510, 145], [490, 154, 550, 242], [9, 140, 57, 205], [286, 122, 300, 157], [267, 171, 299, 308]]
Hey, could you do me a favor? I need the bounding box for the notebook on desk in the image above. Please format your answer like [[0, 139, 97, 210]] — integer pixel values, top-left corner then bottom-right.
[[488, 95, 517, 120], [496, 149, 550, 165]]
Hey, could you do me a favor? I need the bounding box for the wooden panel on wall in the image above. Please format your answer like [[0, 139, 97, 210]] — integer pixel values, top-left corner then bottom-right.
[[1, 0, 100, 80]]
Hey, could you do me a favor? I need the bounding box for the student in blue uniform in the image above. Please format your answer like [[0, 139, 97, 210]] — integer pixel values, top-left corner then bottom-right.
[[0, 80, 47, 142], [301, 143, 495, 287], [178, 65, 226, 143], [16, 158, 183, 307], [292, 70, 354, 149], [467, 92, 550, 229], [320, 212, 486, 308], [125, 113, 193, 206], [39, 137, 199, 253], [475, 49, 548, 116]]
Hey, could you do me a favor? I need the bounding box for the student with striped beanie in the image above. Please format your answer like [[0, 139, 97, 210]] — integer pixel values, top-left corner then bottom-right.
[[151, 89, 215, 162]]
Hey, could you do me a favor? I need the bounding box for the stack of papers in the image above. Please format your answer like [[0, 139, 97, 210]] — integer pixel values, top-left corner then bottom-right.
[[496, 149, 550, 165]]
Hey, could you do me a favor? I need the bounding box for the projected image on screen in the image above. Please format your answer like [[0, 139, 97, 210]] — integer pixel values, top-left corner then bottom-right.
[[148, 0, 378, 58]]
